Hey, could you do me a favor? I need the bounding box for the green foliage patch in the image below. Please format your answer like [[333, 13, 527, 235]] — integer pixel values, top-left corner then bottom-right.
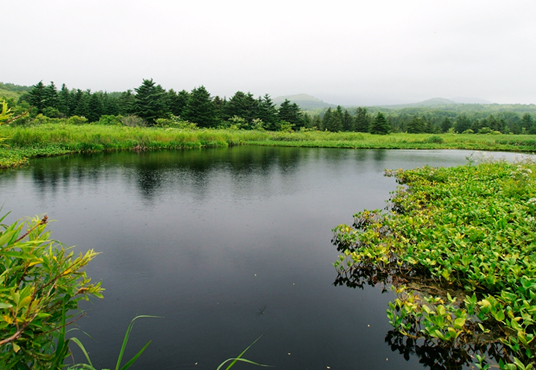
[[333, 157, 536, 368], [0, 214, 102, 369]]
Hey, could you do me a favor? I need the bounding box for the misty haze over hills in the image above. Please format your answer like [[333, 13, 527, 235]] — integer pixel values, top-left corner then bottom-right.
[[273, 94, 497, 111]]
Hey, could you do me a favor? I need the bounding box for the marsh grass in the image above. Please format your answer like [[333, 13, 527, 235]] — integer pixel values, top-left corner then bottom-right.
[[1, 124, 536, 169]]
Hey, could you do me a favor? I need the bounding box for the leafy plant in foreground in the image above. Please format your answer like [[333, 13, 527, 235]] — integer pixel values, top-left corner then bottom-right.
[[0, 213, 103, 369]]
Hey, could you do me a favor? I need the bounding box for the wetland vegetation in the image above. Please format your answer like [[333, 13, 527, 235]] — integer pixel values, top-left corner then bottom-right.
[[334, 155, 536, 369], [2, 79, 536, 368]]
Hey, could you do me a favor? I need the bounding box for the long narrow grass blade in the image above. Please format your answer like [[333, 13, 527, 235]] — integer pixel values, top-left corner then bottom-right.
[[66, 364, 97, 370], [215, 336, 263, 370], [115, 315, 159, 370], [119, 340, 152, 370], [69, 337, 94, 368], [216, 358, 271, 370]]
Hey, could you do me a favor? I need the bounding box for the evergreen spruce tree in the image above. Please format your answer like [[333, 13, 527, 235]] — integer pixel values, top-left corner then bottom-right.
[[521, 113, 535, 134], [370, 112, 390, 135], [440, 117, 453, 133], [342, 109, 353, 131], [183, 86, 218, 128], [407, 116, 426, 133], [44, 82, 59, 110], [118, 90, 136, 115], [73, 90, 88, 117], [176, 90, 190, 117], [58, 84, 71, 117], [453, 114, 471, 133], [101, 92, 119, 116], [27, 81, 47, 113], [355, 107, 370, 132], [87, 93, 103, 122], [325, 106, 343, 132], [225, 91, 259, 125], [166, 89, 183, 117], [278, 99, 305, 129], [134, 79, 167, 124], [312, 115, 322, 130], [257, 94, 278, 131], [322, 108, 332, 131], [212, 96, 225, 124]]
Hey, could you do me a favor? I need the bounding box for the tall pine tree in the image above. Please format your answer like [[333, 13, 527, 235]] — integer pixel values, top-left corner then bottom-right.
[[134, 79, 167, 124], [355, 107, 370, 132], [183, 86, 218, 128], [370, 112, 390, 135]]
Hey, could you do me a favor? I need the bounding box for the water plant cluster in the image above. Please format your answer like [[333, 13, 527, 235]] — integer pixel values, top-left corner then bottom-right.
[[333, 156, 536, 368]]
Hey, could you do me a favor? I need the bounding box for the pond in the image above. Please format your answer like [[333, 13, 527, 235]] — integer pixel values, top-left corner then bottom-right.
[[0, 147, 526, 369]]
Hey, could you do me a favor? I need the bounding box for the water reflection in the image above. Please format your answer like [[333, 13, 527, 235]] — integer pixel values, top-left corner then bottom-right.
[[0, 147, 528, 369]]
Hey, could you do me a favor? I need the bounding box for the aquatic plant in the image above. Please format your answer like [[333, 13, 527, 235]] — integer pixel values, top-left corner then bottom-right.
[[334, 158, 536, 368]]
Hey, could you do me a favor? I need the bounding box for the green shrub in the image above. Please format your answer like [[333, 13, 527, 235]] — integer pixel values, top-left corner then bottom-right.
[[155, 115, 198, 130], [67, 116, 88, 125], [96, 115, 123, 126], [0, 214, 102, 368], [423, 135, 444, 144], [121, 115, 147, 127]]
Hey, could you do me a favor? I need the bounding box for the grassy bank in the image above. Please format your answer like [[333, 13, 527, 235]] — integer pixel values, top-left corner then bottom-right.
[[1, 124, 536, 169], [333, 158, 536, 367], [0, 124, 270, 168]]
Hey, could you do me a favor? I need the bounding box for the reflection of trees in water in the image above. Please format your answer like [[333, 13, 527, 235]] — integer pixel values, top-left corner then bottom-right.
[[372, 149, 386, 162], [24, 147, 309, 202]]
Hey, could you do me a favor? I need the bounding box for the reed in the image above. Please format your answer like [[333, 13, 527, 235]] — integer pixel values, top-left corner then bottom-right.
[[2, 124, 536, 169]]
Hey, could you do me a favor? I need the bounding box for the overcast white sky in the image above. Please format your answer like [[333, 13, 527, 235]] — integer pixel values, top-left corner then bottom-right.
[[4, 1, 536, 105]]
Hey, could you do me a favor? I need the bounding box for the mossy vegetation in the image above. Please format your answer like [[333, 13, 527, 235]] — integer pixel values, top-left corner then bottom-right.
[[333, 156, 536, 368]]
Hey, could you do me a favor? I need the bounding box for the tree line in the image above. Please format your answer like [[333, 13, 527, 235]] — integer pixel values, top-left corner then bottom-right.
[[7, 79, 536, 134]]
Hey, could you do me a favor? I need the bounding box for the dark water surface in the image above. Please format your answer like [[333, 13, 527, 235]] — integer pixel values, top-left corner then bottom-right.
[[0, 147, 526, 369]]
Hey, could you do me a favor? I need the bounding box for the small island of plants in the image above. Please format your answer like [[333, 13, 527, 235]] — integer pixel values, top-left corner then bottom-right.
[[333, 155, 536, 369]]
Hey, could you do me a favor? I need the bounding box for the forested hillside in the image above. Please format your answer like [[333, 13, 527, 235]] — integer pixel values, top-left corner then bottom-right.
[[2, 80, 536, 135]]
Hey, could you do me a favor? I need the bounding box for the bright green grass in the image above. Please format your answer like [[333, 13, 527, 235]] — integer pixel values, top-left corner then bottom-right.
[[1, 124, 536, 169]]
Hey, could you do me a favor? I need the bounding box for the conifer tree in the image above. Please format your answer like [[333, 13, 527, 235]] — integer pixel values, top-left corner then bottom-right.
[[257, 94, 278, 131], [370, 112, 390, 135], [407, 115, 426, 133], [342, 109, 353, 131], [58, 84, 71, 117], [322, 108, 332, 131], [440, 117, 453, 133], [27, 81, 47, 113], [355, 107, 370, 132], [226, 91, 259, 125], [118, 90, 136, 115], [134, 79, 167, 124], [87, 93, 103, 122], [325, 106, 343, 132], [453, 114, 471, 133], [183, 86, 217, 128], [278, 99, 304, 129], [73, 90, 88, 117], [44, 82, 59, 110], [521, 113, 535, 134]]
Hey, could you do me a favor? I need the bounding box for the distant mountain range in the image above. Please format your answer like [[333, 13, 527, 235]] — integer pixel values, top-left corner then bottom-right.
[[272, 94, 495, 111], [379, 97, 494, 108], [272, 94, 336, 110]]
